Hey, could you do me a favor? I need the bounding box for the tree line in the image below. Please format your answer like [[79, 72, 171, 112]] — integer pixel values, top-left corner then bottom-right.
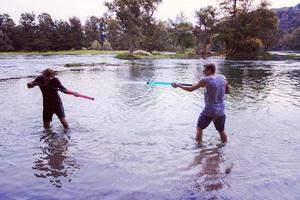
[[1, 0, 300, 55]]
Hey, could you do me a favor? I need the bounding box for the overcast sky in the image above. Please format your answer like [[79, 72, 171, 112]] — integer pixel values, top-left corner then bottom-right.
[[1, 0, 299, 24]]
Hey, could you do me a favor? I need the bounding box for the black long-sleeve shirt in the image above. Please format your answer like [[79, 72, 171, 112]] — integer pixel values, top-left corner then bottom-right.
[[34, 76, 66, 108]]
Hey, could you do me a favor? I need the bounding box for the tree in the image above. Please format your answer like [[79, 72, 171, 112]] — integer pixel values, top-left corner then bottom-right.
[[249, 6, 278, 50], [105, 0, 162, 53], [105, 18, 128, 50], [69, 17, 84, 49], [53, 20, 72, 50], [84, 16, 107, 47], [19, 12, 37, 50], [291, 27, 300, 50], [0, 14, 15, 51], [270, 31, 291, 50], [140, 20, 174, 52], [36, 13, 55, 51], [194, 6, 218, 55], [169, 13, 195, 52], [219, 0, 255, 18], [217, 0, 278, 55]]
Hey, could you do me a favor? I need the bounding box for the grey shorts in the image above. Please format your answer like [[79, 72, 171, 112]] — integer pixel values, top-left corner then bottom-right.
[[197, 114, 225, 132], [43, 104, 65, 122]]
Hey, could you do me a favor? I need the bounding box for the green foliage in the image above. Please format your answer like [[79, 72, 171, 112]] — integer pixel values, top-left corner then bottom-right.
[[105, 0, 162, 52], [194, 6, 218, 54], [140, 20, 175, 52], [0, 14, 15, 51], [69, 17, 84, 50], [19, 12, 37, 50], [0, 50, 126, 55], [169, 13, 195, 52], [115, 49, 205, 59], [53, 20, 72, 50], [116, 52, 141, 59], [0, 30, 13, 51], [105, 18, 129, 50], [291, 27, 300, 50], [84, 16, 106, 47], [1, 0, 297, 54], [217, 1, 278, 55], [36, 13, 55, 51]]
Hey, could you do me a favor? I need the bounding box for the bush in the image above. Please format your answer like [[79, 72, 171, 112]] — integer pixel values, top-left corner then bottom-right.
[[116, 52, 140, 59], [89, 40, 102, 50], [237, 38, 263, 52], [103, 40, 113, 50]]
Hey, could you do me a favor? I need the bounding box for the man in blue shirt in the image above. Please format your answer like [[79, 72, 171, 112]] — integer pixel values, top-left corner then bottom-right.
[[27, 68, 69, 129], [172, 63, 230, 143]]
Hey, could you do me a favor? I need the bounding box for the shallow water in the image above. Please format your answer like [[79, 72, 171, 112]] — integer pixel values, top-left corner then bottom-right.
[[0, 54, 300, 200]]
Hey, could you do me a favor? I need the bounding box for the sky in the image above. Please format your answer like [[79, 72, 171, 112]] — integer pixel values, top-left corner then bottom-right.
[[1, 0, 300, 24]]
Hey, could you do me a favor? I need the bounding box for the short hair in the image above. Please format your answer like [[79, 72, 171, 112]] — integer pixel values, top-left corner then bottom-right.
[[204, 63, 216, 73], [42, 68, 56, 78]]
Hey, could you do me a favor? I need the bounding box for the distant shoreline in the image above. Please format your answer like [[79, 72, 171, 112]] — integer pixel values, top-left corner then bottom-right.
[[0, 50, 127, 55], [1, 50, 300, 61]]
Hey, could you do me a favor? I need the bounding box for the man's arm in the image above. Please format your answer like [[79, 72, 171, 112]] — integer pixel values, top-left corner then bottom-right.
[[27, 76, 41, 88], [55, 78, 67, 91], [225, 80, 230, 94], [172, 79, 206, 92], [27, 82, 35, 88]]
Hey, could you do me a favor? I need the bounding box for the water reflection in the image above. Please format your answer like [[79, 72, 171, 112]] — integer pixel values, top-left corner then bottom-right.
[[189, 145, 232, 193], [32, 129, 80, 188], [218, 63, 275, 111]]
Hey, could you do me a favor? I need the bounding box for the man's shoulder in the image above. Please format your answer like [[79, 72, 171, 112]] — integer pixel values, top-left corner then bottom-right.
[[35, 75, 44, 82], [216, 74, 225, 78], [215, 74, 226, 81], [51, 77, 61, 83]]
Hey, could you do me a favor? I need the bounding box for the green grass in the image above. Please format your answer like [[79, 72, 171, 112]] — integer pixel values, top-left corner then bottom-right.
[[3, 49, 297, 61], [64, 62, 120, 67], [225, 51, 300, 60], [115, 51, 215, 60], [0, 50, 127, 55]]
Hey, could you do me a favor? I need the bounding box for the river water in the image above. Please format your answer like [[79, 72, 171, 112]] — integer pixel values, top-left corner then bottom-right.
[[0, 54, 299, 200]]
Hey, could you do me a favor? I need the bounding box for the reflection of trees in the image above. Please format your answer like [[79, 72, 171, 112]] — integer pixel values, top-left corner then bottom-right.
[[189, 145, 232, 193], [219, 63, 274, 110], [285, 70, 300, 90], [32, 130, 80, 188], [124, 61, 156, 80], [114, 61, 157, 110]]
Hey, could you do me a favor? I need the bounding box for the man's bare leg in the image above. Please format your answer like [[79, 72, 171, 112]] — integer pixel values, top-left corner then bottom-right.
[[44, 122, 51, 129], [218, 131, 227, 143], [59, 117, 69, 129], [196, 127, 203, 144]]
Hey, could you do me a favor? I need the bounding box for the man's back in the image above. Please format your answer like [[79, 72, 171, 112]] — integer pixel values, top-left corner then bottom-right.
[[202, 74, 225, 117]]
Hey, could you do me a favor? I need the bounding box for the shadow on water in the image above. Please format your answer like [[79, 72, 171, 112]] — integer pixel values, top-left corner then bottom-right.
[[187, 144, 233, 198], [32, 129, 80, 188]]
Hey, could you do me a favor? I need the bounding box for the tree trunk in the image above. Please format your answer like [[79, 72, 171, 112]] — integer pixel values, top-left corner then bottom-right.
[[129, 37, 134, 53], [203, 43, 208, 56]]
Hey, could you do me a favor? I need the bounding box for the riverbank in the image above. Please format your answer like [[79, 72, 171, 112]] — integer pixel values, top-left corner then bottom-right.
[[1, 50, 300, 61], [0, 50, 126, 55], [225, 51, 300, 60]]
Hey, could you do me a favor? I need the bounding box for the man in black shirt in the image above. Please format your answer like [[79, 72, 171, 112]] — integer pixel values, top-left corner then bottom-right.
[[27, 68, 69, 129]]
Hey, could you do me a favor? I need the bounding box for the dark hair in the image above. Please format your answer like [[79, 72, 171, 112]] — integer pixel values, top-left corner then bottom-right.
[[42, 68, 56, 78], [204, 63, 216, 73]]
